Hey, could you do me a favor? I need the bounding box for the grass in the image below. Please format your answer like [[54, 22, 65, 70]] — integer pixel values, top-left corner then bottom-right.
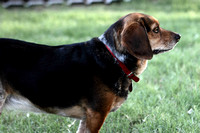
[[0, 0, 200, 132]]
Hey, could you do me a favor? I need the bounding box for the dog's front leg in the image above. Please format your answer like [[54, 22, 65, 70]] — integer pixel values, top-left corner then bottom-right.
[[76, 108, 110, 133], [77, 119, 88, 133], [86, 108, 109, 133]]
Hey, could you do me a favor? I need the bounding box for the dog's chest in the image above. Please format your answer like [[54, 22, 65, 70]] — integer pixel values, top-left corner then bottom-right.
[[135, 60, 148, 75], [110, 96, 126, 112]]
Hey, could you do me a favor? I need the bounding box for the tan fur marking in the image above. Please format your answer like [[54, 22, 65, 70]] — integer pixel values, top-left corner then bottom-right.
[[110, 96, 125, 112], [135, 60, 148, 76], [86, 108, 107, 133], [81, 77, 127, 133], [48, 106, 85, 119]]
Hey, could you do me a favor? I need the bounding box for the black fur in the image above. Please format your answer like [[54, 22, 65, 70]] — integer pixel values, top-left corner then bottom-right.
[[0, 37, 132, 109]]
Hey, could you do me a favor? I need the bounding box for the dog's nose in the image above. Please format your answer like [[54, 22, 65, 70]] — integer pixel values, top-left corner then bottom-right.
[[175, 34, 181, 42]]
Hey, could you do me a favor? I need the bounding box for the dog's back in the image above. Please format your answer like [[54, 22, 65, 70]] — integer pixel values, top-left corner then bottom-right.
[[0, 38, 99, 112]]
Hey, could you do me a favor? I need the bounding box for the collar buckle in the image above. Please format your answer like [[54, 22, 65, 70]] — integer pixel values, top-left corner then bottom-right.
[[127, 72, 139, 82]]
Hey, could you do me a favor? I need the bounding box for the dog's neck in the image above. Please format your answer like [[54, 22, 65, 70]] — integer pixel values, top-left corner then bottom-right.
[[98, 33, 127, 63], [99, 32, 138, 67], [98, 33, 140, 82]]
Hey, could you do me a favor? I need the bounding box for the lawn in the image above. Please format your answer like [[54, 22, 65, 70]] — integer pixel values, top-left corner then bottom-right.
[[0, 0, 200, 132]]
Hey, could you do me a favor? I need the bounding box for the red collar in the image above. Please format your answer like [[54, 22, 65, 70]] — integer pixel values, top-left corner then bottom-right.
[[105, 45, 139, 82]]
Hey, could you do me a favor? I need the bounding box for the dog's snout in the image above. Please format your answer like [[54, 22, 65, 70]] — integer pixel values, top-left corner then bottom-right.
[[175, 34, 181, 42]]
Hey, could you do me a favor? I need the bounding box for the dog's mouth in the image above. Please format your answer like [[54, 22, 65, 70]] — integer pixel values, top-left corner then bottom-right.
[[153, 49, 172, 54]]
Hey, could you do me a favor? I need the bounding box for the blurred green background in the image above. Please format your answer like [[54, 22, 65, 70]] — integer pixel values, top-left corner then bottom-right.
[[0, 0, 200, 132]]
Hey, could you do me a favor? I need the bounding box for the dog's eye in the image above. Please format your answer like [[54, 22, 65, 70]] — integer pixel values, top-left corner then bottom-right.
[[153, 27, 159, 33]]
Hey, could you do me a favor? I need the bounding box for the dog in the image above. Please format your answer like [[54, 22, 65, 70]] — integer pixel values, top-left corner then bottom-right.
[[0, 13, 180, 133]]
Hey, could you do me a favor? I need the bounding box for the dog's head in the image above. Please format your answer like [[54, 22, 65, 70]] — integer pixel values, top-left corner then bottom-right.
[[110, 13, 181, 60]]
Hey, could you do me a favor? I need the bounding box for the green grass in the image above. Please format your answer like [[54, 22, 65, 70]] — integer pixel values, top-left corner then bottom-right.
[[0, 0, 200, 132]]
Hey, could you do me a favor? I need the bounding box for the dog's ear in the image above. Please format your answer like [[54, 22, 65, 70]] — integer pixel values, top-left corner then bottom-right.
[[121, 22, 153, 60]]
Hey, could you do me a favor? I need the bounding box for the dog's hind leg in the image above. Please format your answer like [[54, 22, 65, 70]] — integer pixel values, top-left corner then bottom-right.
[[0, 82, 7, 115]]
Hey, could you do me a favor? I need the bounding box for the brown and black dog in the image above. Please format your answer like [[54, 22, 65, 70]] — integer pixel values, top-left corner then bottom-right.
[[0, 13, 180, 133]]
